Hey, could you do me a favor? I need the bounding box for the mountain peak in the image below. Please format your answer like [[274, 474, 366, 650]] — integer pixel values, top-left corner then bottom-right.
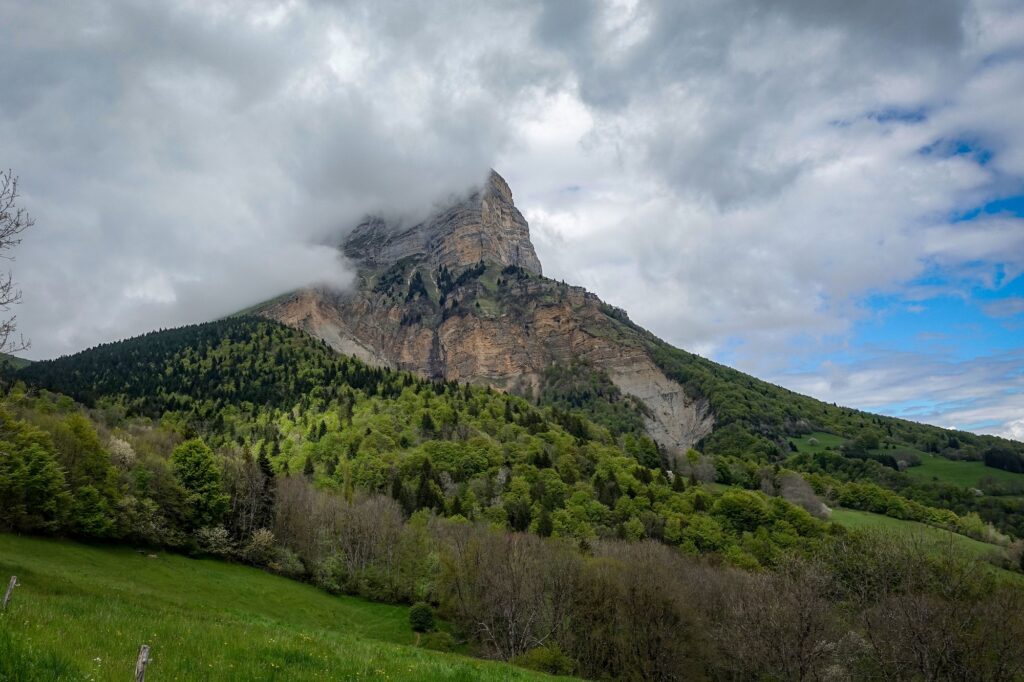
[[486, 168, 514, 203], [343, 170, 542, 275]]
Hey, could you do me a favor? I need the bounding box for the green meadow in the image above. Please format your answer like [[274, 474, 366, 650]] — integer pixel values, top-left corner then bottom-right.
[[0, 534, 568, 682], [791, 432, 847, 454], [905, 453, 1024, 489], [829, 508, 1006, 562]]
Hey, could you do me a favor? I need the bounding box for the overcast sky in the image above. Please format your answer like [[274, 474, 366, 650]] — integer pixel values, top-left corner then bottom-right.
[[2, 0, 1023, 440]]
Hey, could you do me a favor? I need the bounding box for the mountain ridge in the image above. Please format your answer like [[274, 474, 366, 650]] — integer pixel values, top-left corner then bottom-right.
[[257, 171, 1023, 454], [260, 171, 716, 453]]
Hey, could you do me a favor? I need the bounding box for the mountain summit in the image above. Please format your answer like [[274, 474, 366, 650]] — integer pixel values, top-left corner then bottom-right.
[[256, 174, 1023, 460], [260, 171, 715, 452], [344, 171, 543, 276]]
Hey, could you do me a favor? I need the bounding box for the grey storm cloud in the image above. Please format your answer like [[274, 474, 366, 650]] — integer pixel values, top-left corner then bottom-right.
[[2, 0, 1023, 437]]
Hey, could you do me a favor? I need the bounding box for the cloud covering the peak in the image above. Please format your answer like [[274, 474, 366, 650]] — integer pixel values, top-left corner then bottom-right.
[[2, 0, 1023, 438]]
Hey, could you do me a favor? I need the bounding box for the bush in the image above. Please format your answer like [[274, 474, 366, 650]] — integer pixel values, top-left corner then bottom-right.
[[171, 439, 229, 530], [268, 547, 305, 578], [409, 602, 435, 632], [196, 525, 234, 558], [512, 645, 575, 676], [419, 631, 456, 652], [243, 528, 277, 566], [712, 490, 770, 533]]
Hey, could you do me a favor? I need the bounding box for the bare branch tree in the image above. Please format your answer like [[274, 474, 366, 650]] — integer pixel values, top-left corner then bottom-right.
[[0, 169, 32, 353]]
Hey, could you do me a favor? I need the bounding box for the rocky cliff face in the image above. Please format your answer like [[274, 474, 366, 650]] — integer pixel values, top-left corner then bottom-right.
[[260, 171, 712, 452], [343, 171, 543, 276]]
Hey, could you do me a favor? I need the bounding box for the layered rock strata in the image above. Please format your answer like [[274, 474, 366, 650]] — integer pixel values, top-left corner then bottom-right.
[[261, 171, 712, 452]]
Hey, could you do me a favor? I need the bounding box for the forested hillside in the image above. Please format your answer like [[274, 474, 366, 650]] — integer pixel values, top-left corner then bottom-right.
[[641, 334, 1024, 537], [647, 337, 1024, 460], [5, 317, 1024, 679], [8, 317, 828, 565]]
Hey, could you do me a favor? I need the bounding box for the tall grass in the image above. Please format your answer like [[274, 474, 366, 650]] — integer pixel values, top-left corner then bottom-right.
[[0, 627, 84, 681], [0, 534, 566, 681]]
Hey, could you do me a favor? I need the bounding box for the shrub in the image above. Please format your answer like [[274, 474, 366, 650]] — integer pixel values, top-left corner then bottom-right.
[[712, 490, 770, 533], [409, 602, 435, 632], [419, 631, 456, 652], [196, 525, 234, 557], [243, 528, 277, 566], [268, 547, 305, 578], [512, 645, 575, 675]]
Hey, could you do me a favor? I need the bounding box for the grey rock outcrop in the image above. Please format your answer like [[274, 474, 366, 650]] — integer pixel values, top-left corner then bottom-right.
[[343, 170, 543, 276]]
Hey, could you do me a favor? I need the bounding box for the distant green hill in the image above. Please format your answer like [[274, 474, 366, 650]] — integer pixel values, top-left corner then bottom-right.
[[645, 335, 1023, 460], [0, 352, 30, 370]]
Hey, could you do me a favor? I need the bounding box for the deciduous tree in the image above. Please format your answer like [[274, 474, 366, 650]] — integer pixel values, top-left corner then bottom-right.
[[0, 169, 31, 353]]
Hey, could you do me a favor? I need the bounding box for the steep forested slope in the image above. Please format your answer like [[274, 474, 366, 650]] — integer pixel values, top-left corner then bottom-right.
[[5, 317, 1024, 680], [646, 337, 1024, 460], [16, 317, 371, 416], [10, 316, 1022, 541], [7, 316, 829, 565]]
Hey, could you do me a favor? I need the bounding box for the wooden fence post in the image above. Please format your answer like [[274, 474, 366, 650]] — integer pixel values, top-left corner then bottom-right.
[[135, 644, 150, 682], [2, 576, 15, 610]]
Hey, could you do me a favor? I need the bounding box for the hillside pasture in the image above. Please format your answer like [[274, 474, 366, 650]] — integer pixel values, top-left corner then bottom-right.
[[791, 432, 847, 454], [904, 453, 1024, 490], [829, 508, 1007, 564], [0, 534, 568, 682]]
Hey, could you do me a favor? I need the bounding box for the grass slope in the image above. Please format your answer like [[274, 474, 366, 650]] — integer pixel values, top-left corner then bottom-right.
[[829, 508, 1005, 562], [0, 534, 567, 682], [791, 432, 847, 455], [905, 454, 1024, 489], [0, 352, 30, 370]]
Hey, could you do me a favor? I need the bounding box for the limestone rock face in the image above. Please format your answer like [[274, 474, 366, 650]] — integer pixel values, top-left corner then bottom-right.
[[260, 171, 713, 452], [343, 170, 543, 276]]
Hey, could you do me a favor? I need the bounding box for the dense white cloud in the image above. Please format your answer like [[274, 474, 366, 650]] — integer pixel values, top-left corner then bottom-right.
[[2, 0, 1023, 438], [503, 0, 1024, 439]]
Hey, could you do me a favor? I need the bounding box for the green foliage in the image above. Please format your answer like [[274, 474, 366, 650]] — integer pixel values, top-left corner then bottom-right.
[[513, 645, 575, 676], [539, 359, 648, 437], [0, 534, 560, 682], [11, 316, 999, 564], [171, 438, 229, 530], [419, 631, 457, 652], [712, 490, 770, 533], [0, 411, 66, 533], [0, 628, 84, 682], [409, 602, 435, 632], [648, 339, 1024, 465], [984, 445, 1024, 473], [16, 317, 384, 419]]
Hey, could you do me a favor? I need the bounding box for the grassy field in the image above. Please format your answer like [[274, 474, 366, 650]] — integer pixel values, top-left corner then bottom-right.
[[904, 454, 1024, 489], [829, 508, 1006, 562], [792, 433, 1024, 492], [0, 534, 568, 682], [791, 432, 847, 454]]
